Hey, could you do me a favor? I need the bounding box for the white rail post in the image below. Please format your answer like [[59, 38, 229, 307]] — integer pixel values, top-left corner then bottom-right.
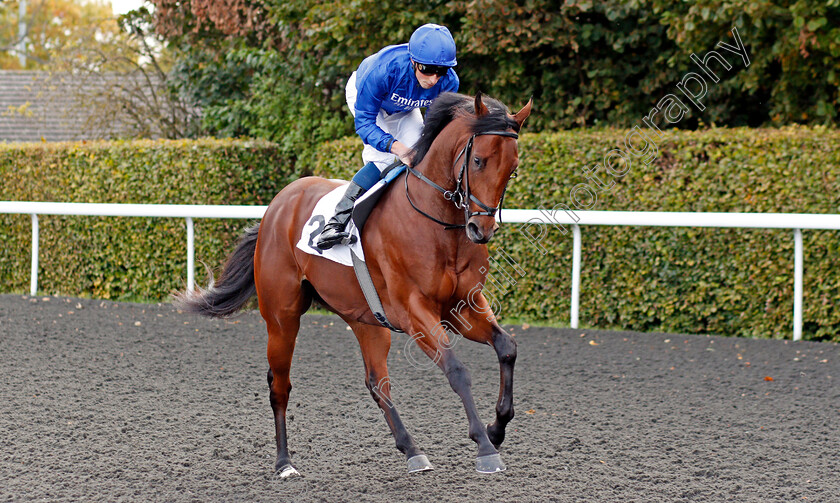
[[793, 228, 803, 341], [186, 217, 195, 292], [30, 214, 39, 296], [571, 224, 581, 329]]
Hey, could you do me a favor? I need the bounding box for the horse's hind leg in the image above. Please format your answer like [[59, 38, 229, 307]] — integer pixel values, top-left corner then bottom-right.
[[265, 314, 301, 477], [262, 287, 310, 477], [346, 320, 432, 473]]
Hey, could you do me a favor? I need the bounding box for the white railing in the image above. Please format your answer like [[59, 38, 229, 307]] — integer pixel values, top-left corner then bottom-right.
[[1, 202, 838, 341], [0, 202, 266, 297], [511, 210, 840, 341]]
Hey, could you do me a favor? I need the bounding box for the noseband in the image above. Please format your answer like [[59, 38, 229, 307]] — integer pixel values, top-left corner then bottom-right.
[[406, 130, 519, 229]]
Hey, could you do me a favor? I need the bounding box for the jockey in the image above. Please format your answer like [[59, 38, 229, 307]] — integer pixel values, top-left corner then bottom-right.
[[316, 23, 460, 250]]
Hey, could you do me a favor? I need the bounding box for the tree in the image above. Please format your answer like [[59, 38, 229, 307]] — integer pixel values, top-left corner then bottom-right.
[[646, 0, 840, 125], [0, 0, 120, 69], [1, 0, 201, 139], [52, 6, 203, 139], [148, 0, 838, 156]]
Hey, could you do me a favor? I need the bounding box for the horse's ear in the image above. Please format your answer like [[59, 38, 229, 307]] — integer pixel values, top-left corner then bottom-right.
[[474, 91, 489, 117], [513, 98, 533, 127]]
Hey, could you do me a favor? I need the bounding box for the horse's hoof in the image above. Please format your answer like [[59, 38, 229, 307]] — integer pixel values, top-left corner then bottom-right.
[[407, 454, 434, 473], [277, 464, 300, 478], [475, 453, 506, 473]]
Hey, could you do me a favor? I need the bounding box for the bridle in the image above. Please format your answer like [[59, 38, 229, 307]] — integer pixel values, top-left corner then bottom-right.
[[405, 130, 519, 229]]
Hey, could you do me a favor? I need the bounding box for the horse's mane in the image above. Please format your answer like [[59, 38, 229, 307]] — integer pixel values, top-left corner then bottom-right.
[[410, 92, 520, 167]]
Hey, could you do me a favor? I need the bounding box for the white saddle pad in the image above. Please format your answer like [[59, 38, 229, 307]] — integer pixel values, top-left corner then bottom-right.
[[296, 183, 366, 266]]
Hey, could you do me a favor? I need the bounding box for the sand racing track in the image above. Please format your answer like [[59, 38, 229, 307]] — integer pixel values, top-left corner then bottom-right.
[[1, 294, 838, 502]]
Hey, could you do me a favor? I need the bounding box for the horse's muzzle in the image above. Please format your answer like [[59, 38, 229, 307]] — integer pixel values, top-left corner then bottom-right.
[[466, 219, 499, 244]]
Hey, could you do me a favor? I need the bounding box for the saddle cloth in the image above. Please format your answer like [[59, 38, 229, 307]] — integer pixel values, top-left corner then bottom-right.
[[295, 182, 365, 266], [295, 165, 406, 266]]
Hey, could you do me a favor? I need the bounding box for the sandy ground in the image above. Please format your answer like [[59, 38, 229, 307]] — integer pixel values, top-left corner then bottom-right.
[[1, 294, 838, 502]]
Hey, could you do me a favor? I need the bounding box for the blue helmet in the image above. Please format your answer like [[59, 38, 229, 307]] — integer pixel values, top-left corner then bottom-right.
[[408, 24, 457, 67]]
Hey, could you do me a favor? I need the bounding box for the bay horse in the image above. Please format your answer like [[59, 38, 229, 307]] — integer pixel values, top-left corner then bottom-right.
[[177, 92, 532, 476]]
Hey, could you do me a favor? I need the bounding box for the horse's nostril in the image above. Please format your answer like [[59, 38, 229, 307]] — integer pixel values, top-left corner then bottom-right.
[[467, 222, 482, 239]]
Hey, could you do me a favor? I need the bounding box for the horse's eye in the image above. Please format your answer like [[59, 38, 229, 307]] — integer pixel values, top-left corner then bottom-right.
[[510, 170, 518, 179], [473, 157, 481, 168]]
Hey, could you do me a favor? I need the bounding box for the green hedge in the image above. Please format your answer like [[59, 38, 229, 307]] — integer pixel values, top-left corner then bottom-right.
[[2, 131, 838, 341], [0, 139, 291, 301], [313, 127, 840, 341]]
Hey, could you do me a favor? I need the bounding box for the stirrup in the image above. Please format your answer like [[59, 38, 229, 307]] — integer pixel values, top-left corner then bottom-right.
[[315, 179, 367, 250], [317, 229, 357, 250], [328, 231, 357, 246]]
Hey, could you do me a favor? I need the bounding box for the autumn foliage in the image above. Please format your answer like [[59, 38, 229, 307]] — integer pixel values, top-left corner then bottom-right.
[[149, 0, 838, 148]]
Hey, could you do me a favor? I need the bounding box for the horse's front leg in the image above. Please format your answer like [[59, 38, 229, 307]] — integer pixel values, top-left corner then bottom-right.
[[449, 294, 517, 449], [407, 302, 505, 473], [346, 320, 432, 473], [486, 323, 516, 448]]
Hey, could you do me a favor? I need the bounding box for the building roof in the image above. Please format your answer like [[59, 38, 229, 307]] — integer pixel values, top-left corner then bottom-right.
[[0, 70, 141, 143], [1, 71, 84, 142]]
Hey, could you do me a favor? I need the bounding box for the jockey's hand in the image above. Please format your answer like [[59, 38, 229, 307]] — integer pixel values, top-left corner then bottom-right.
[[390, 141, 413, 167]]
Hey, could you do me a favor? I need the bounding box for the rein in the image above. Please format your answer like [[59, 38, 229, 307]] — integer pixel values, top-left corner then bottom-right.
[[406, 130, 519, 229]]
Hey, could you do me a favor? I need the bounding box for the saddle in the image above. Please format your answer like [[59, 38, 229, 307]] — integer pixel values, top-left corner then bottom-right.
[[295, 162, 407, 331], [351, 161, 405, 234]]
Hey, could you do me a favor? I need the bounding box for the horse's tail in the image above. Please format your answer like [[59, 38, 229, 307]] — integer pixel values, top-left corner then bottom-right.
[[174, 224, 259, 318]]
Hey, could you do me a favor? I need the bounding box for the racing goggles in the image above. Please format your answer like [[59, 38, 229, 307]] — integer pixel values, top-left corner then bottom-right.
[[415, 62, 451, 77]]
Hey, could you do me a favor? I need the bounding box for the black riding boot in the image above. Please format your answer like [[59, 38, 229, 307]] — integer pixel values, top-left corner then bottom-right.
[[316, 181, 367, 250]]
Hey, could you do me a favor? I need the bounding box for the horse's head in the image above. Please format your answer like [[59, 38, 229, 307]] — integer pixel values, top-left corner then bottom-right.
[[460, 92, 532, 244], [407, 92, 532, 244]]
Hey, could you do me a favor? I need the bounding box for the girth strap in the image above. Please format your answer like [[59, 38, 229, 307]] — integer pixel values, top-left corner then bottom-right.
[[351, 250, 404, 333]]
